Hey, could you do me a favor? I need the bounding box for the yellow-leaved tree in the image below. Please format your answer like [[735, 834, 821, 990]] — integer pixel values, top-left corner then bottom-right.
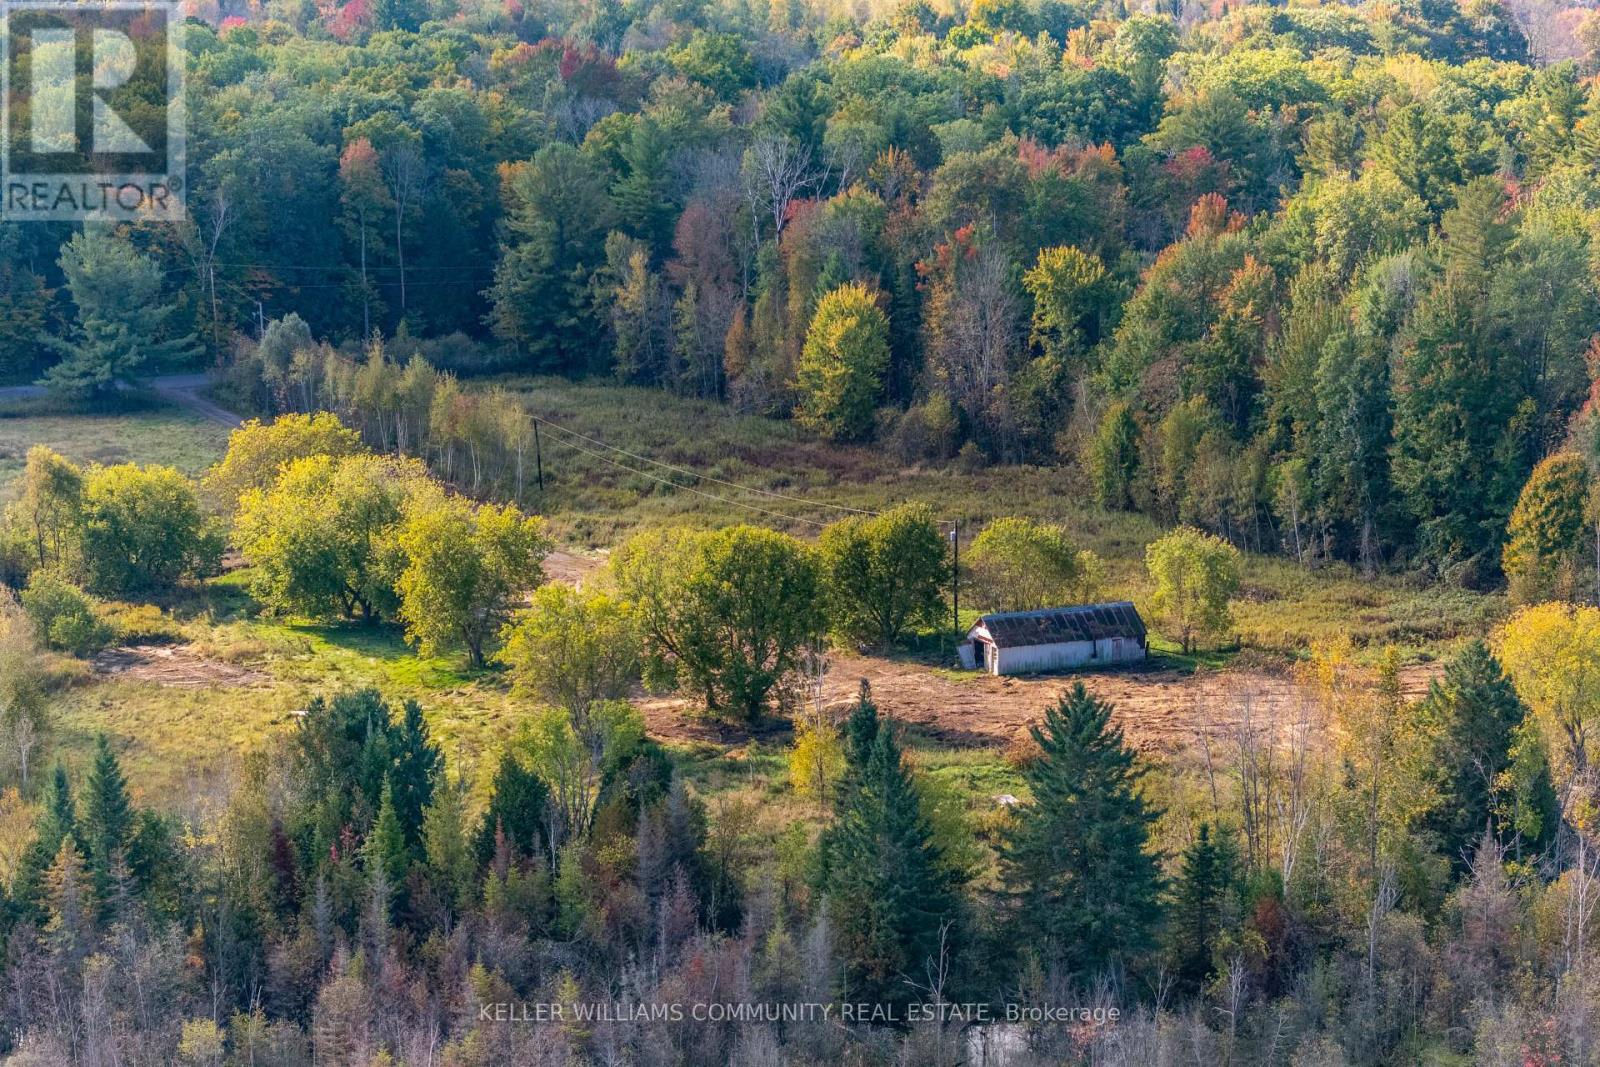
[[1145, 526, 1240, 653], [1498, 602, 1600, 779]]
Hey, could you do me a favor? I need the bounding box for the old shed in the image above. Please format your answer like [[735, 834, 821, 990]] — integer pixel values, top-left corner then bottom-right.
[[959, 602, 1147, 676]]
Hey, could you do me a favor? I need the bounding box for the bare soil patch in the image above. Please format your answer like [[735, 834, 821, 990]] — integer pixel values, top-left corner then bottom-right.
[[639, 653, 1443, 754], [544, 549, 607, 585], [93, 644, 271, 689]]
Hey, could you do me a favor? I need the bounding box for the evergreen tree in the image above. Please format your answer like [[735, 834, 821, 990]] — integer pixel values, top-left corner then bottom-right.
[[289, 688, 397, 868], [389, 699, 440, 852], [1168, 822, 1239, 989], [1088, 402, 1141, 511], [474, 749, 551, 866], [818, 683, 966, 1010], [14, 764, 80, 918], [1423, 641, 1555, 871], [40, 229, 198, 399], [42, 837, 93, 967], [81, 735, 134, 907], [423, 771, 475, 914], [999, 684, 1164, 981], [486, 145, 613, 373], [364, 777, 410, 891]]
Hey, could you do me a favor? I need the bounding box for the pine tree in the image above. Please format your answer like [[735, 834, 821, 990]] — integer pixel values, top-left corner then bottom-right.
[[1169, 822, 1239, 989], [81, 735, 134, 908], [40, 229, 198, 399], [818, 682, 966, 1010], [999, 684, 1164, 981]]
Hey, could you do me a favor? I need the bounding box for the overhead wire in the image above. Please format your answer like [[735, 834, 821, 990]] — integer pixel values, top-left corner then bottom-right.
[[526, 411, 881, 518], [532, 421, 835, 529]]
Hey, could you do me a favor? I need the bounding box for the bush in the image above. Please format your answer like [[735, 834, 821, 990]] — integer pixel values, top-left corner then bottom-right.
[[78, 464, 224, 597], [887, 394, 960, 464], [20, 572, 112, 656]]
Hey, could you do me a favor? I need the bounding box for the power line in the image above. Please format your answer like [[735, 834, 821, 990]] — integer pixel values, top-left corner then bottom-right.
[[535, 423, 834, 529], [526, 411, 881, 517]]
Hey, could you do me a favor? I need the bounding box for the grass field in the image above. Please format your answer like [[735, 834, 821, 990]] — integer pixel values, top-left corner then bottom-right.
[[0, 396, 231, 495], [15, 381, 1505, 822], [511, 378, 1505, 659]]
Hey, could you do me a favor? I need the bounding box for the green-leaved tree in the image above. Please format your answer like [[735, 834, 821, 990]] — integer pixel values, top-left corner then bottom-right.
[[819, 503, 948, 649]]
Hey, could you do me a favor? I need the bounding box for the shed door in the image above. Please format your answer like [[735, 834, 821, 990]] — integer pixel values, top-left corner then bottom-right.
[[985, 642, 997, 673], [1112, 637, 1123, 659]]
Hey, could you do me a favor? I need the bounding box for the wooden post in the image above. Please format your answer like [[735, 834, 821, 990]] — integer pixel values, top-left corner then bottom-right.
[[533, 418, 545, 493], [950, 520, 959, 657]]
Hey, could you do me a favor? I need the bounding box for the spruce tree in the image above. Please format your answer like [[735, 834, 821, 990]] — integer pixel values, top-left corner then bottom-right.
[[81, 735, 134, 907], [1169, 822, 1239, 990], [999, 684, 1164, 981], [1422, 640, 1546, 871], [43, 837, 92, 967], [474, 749, 551, 866], [364, 777, 410, 891], [14, 764, 80, 918], [389, 699, 440, 852], [818, 682, 966, 1010], [423, 772, 475, 913]]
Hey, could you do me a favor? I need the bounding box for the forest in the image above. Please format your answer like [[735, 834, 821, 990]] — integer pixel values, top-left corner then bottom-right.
[[4, 0, 1600, 1060]]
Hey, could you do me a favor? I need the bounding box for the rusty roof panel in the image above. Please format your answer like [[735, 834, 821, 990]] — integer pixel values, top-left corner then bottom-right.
[[969, 601, 1146, 648]]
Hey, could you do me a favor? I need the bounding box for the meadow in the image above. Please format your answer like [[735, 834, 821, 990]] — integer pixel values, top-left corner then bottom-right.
[[7, 385, 1501, 853]]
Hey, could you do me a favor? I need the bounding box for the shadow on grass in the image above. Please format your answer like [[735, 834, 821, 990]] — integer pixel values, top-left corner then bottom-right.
[[0, 389, 173, 420], [264, 618, 492, 691]]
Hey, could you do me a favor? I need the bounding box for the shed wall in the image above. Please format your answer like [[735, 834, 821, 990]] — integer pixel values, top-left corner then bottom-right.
[[991, 638, 1146, 675]]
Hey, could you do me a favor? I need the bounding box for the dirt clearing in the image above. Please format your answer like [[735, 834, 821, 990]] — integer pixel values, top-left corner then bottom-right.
[[639, 653, 1443, 754], [93, 644, 271, 689]]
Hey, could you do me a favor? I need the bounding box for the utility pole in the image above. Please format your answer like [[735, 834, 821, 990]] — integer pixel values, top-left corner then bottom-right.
[[949, 520, 959, 658], [533, 418, 545, 492]]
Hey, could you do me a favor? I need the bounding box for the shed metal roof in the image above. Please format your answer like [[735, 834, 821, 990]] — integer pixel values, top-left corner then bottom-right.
[[969, 601, 1146, 648]]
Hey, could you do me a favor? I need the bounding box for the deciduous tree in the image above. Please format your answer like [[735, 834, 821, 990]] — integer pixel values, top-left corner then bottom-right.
[[613, 526, 824, 720], [1145, 526, 1241, 653], [968, 517, 1099, 612], [77, 465, 222, 597], [794, 283, 891, 442], [818, 504, 948, 649], [395, 491, 549, 666]]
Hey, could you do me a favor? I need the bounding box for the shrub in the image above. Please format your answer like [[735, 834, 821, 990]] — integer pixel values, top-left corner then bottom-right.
[[20, 572, 112, 656]]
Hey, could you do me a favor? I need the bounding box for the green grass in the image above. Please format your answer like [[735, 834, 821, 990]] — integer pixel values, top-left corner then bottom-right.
[[49, 601, 527, 806], [0, 397, 230, 494], [21, 381, 1509, 810], [503, 378, 1504, 658]]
